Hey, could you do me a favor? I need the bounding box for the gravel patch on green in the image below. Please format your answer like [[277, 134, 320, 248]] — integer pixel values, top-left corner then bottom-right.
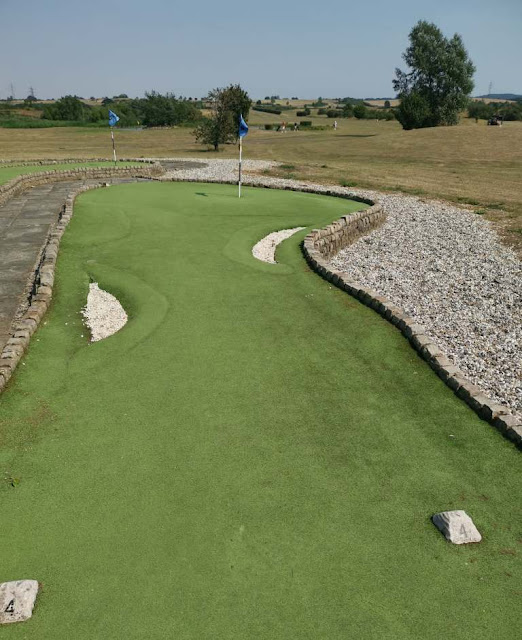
[[0, 182, 519, 639]]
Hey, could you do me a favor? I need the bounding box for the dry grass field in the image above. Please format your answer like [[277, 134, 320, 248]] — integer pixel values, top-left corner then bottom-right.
[[0, 117, 520, 252]]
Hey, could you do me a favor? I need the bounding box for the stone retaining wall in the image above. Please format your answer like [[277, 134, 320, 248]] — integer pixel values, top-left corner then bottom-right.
[[0, 162, 164, 207], [302, 205, 522, 449], [308, 203, 385, 259]]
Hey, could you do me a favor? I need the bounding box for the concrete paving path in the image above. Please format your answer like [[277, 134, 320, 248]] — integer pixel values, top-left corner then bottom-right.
[[0, 180, 86, 349]]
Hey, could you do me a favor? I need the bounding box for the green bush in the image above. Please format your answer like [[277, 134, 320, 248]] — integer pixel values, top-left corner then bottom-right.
[[501, 103, 522, 121], [296, 109, 311, 117], [140, 92, 201, 127], [353, 104, 368, 119], [252, 106, 282, 115], [367, 109, 395, 121], [326, 110, 342, 118], [264, 124, 274, 130], [299, 120, 312, 127], [41, 95, 87, 121], [317, 108, 326, 115], [395, 92, 431, 129]]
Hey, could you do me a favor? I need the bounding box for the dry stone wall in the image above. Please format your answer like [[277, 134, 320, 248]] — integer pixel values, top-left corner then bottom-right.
[[309, 204, 385, 259]]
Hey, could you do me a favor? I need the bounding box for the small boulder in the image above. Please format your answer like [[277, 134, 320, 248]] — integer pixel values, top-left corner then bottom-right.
[[0, 580, 39, 624], [432, 510, 482, 544]]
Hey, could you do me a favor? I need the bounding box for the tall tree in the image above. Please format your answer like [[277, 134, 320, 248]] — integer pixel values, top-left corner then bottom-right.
[[220, 84, 252, 135], [194, 84, 251, 151], [393, 21, 475, 129]]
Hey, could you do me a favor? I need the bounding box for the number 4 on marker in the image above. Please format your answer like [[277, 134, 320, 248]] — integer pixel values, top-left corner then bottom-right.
[[5, 599, 15, 613]]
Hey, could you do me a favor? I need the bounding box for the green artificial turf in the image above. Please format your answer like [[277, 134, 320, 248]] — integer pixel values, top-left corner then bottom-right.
[[0, 182, 519, 639], [0, 162, 141, 185]]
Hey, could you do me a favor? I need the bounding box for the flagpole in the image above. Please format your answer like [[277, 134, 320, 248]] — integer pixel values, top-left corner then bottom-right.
[[238, 135, 242, 198], [111, 127, 117, 165], [238, 114, 248, 198]]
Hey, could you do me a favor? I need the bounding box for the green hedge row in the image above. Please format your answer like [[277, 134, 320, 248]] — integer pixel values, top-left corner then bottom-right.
[[252, 106, 282, 115]]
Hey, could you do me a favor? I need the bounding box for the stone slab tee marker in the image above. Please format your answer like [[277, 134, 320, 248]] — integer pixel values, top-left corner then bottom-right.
[[0, 580, 39, 624], [432, 510, 482, 544]]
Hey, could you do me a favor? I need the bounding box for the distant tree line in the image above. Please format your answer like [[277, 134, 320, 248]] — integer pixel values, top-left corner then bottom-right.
[[41, 93, 202, 127], [468, 100, 522, 121], [338, 97, 364, 105], [343, 104, 396, 120]]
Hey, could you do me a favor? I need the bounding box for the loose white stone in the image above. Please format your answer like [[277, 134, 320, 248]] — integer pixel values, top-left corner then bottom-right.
[[329, 192, 521, 422], [154, 157, 277, 182], [81, 283, 128, 342], [0, 580, 39, 624], [252, 227, 305, 264], [432, 510, 482, 544]]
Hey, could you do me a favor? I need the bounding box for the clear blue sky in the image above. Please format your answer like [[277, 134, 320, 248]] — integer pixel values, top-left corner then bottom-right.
[[1, 0, 520, 100]]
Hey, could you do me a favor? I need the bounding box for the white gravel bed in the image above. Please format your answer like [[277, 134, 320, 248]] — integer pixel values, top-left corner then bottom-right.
[[330, 194, 521, 421], [252, 227, 305, 263], [81, 283, 128, 342], [157, 158, 522, 421], [153, 157, 277, 182]]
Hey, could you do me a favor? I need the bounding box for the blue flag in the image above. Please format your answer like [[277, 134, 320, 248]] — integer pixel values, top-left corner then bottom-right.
[[108, 110, 120, 127], [239, 114, 248, 138]]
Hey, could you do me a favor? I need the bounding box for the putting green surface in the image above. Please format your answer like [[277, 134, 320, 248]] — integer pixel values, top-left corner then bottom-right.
[[0, 162, 141, 185], [0, 183, 519, 638]]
